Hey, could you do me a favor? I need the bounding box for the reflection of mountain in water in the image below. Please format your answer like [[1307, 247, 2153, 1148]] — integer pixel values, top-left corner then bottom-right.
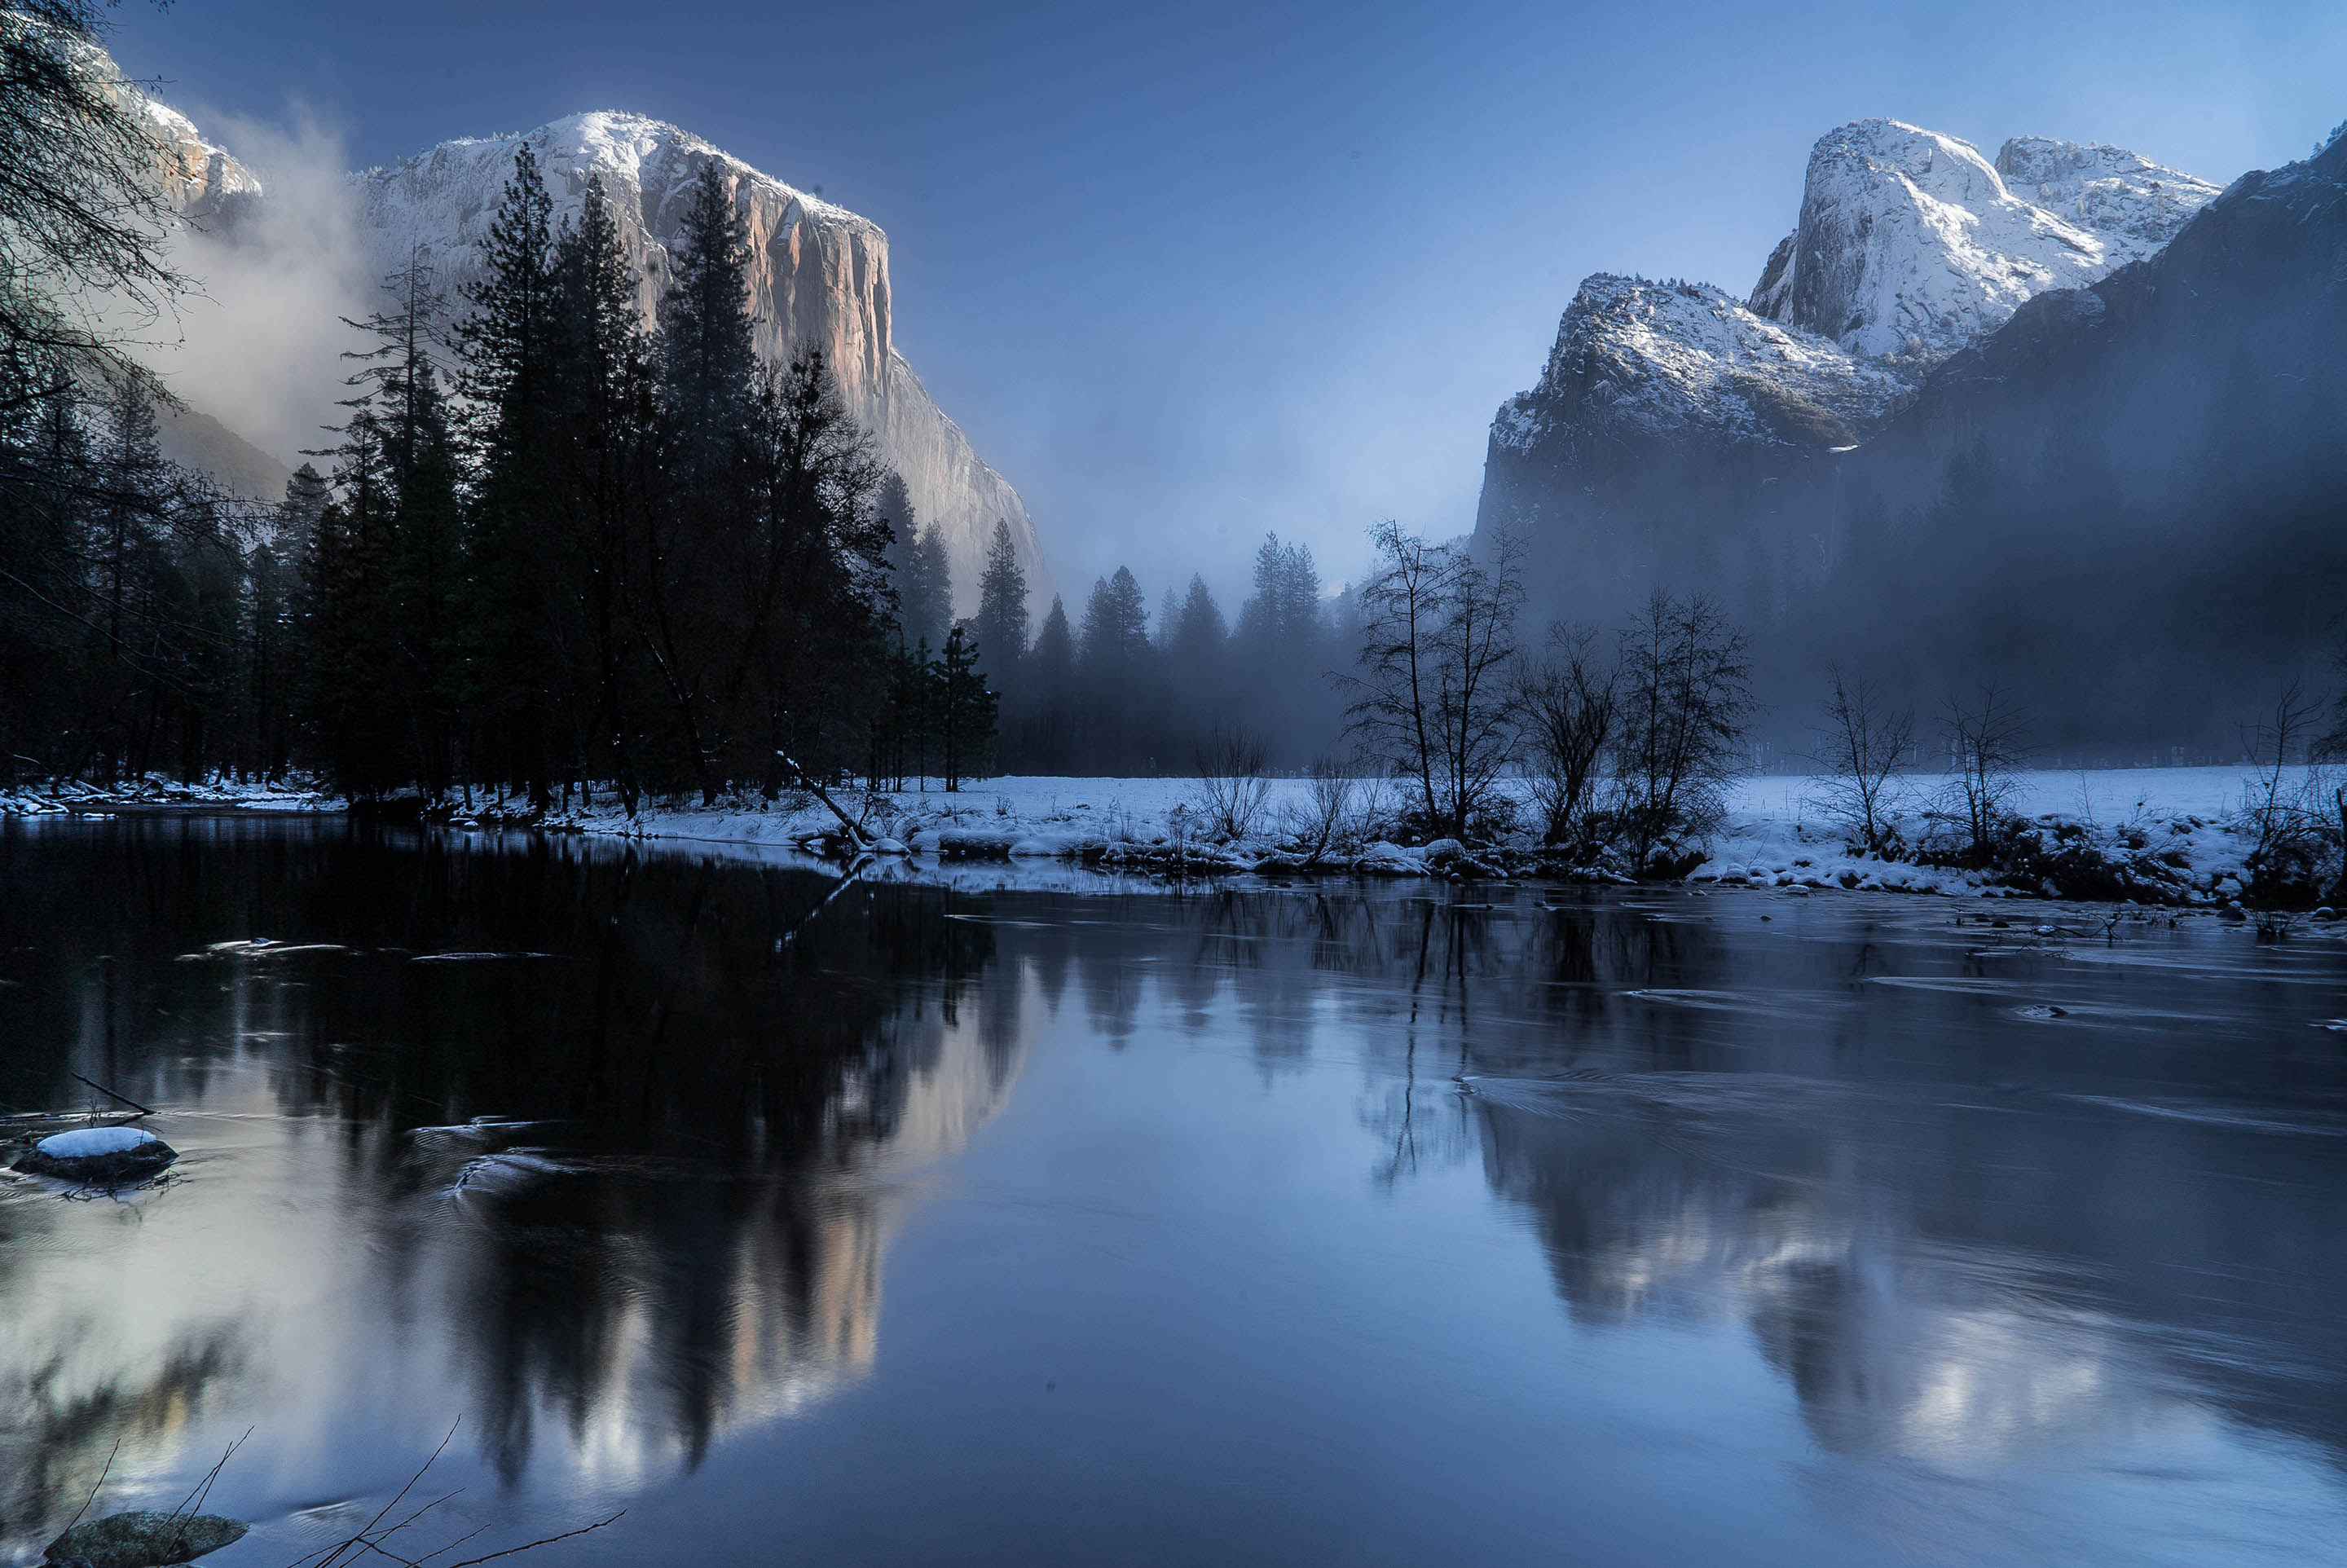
[[0, 818, 1031, 1538], [1432, 903, 2347, 1487], [949, 887, 2347, 1489]]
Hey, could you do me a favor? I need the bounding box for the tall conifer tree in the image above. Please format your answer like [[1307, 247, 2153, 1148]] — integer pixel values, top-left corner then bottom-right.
[[458, 141, 562, 803]]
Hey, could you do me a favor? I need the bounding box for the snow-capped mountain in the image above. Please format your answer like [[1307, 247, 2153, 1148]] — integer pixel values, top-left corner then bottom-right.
[[1476, 119, 2219, 584], [356, 112, 1046, 610], [1747, 121, 2217, 360]]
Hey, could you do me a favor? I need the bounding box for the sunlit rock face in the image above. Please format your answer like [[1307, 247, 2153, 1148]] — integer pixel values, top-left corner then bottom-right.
[[137, 99, 264, 231], [354, 112, 1049, 611], [1747, 120, 2217, 360], [62, 34, 262, 229], [1482, 120, 2220, 522]]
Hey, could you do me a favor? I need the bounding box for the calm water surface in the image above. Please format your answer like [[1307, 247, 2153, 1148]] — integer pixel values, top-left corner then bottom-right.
[[3, 814, 2346, 1566]]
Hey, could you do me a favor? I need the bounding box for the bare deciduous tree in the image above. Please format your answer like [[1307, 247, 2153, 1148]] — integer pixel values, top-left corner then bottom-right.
[[1282, 755, 1357, 863], [1191, 722, 1270, 840], [1341, 522, 1524, 839], [1944, 680, 2028, 861], [1614, 591, 1755, 874], [1812, 663, 1911, 856], [2237, 680, 2333, 901], [0, 4, 190, 394], [1512, 622, 1615, 851]]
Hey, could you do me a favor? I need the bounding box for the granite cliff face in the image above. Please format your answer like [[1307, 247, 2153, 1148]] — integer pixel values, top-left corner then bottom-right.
[[138, 97, 264, 231], [357, 112, 1046, 610]]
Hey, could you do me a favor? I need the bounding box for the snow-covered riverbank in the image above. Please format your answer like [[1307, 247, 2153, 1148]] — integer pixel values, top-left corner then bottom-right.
[[5, 765, 2331, 910], [543, 766, 2324, 907], [0, 775, 335, 815]]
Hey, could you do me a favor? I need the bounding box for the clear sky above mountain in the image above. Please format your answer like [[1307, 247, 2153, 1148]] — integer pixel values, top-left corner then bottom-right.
[[108, 0, 2347, 604]]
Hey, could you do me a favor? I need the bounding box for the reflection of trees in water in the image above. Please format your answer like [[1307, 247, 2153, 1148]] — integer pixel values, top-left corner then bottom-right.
[[0, 1328, 241, 1558], [1044, 881, 2347, 1484], [0, 818, 1031, 1495]]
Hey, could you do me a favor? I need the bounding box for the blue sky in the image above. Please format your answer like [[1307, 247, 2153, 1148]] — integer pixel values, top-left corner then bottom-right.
[[109, 0, 2347, 607]]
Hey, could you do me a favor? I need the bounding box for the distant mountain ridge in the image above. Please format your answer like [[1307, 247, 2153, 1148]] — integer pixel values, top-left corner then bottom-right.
[[1748, 122, 2214, 360]]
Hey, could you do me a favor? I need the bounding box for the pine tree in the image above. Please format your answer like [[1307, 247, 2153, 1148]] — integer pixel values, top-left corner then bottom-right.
[[457, 141, 565, 804], [326, 253, 465, 795], [1172, 574, 1229, 659], [636, 159, 763, 799], [658, 161, 758, 478], [1237, 532, 1322, 650], [1020, 594, 1076, 772], [549, 172, 657, 810], [1080, 567, 1150, 670], [302, 407, 405, 795], [934, 623, 996, 791], [724, 350, 888, 791], [898, 522, 952, 656], [1236, 532, 1329, 764], [974, 517, 1029, 665], [1079, 566, 1153, 772]]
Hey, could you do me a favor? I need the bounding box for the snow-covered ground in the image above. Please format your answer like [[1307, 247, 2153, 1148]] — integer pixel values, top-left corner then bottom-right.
[[545, 765, 2333, 906]]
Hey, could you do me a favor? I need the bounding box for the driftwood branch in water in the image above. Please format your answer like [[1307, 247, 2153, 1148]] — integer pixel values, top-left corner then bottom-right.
[[291, 1415, 624, 1568], [71, 1072, 154, 1117], [774, 751, 870, 852]]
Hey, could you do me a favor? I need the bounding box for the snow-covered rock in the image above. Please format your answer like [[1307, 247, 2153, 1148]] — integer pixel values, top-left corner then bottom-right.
[[57, 33, 262, 229], [1992, 135, 2218, 266], [15, 1125, 177, 1183], [1747, 120, 2216, 361], [355, 112, 1048, 611]]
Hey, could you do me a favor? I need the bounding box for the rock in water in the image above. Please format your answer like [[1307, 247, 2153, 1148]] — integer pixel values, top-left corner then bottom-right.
[[45, 1510, 246, 1566], [15, 1126, 177, 1183]]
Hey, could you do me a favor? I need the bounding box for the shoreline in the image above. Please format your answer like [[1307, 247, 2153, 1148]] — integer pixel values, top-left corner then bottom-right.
[[5, 767, 2334, 914]]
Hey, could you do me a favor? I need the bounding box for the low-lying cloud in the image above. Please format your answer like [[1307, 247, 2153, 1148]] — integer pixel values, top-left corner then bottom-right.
[[135, 108, 377, 469]]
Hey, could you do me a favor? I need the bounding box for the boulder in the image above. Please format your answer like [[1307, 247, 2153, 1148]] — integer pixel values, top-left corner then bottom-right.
[[1354, 842, 1426, 876], [46, 1510, 246, 1566], [15, 1126, 177, 1183], [1420, 839, 1469, 867]]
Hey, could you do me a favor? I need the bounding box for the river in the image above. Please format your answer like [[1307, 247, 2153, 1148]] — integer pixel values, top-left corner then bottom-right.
[[2, 813, 2345, 1567]]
